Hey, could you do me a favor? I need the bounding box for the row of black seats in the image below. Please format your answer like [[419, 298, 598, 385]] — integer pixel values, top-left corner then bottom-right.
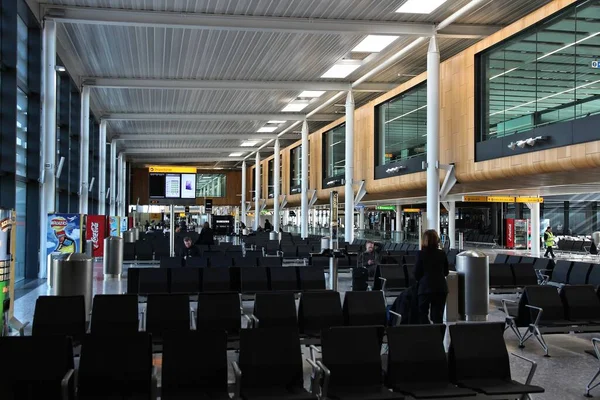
[[503, 284, 600, 356], [492, 254, 539, 265], [489, 263, 540, 290], [158, 252, 280, 268], [544, 260, 600, 286], [128, 266, 326, 295], [557, 238, 594, 252], [124, 240, 240, 261]]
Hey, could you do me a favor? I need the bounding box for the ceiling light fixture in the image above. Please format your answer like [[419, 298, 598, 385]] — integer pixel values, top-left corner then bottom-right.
[[298, 90, 326, 98], [257, 126, 278, 133], [321, 62, 362, 79], [352, 35, 399, 53], [396, 0, 448, 14], [516, 140, 527, 148], [507, 142, 517, 151], [240, 140, 261, 147], [267, 120, 286, 124], [282, 100, 310, 112], [55, 65, 66, 72], [229, 152, 243, 157]]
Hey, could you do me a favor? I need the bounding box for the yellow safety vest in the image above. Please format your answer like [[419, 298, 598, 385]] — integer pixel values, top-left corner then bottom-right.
[[545, 232, 554, 247]]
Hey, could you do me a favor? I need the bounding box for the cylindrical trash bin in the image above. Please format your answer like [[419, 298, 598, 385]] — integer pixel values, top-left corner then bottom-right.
[[47, 252, 68, 288], [593, 232, 600, 247], [123, 230, 135, 243], [242, 228, 248, 236], [85, 240, 93, 258], [132, 228, 140, 241], [103, 236, 123, 278], [269, 231, 279, 241], [444, 271, 459, 322], [455, 250, 489, 321], [51, 253, 94, 317], [321, 237, 331, 251]]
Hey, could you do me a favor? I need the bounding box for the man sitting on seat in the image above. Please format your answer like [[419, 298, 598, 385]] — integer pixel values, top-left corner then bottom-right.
[[359, 240, 380, 277], [179, 237, 200, 260]]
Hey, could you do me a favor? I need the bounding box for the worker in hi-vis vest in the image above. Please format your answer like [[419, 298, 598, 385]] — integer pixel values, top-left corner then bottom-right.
[[543, 226, 556, 259]]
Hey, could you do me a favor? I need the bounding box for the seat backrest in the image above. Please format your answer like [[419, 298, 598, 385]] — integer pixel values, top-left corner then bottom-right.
[[523, 285, 566, 323], [488, 263, 515, 288], [447, 249, 459, 266], [253, 292, 298, 328], [373, 264, 406, 290], [387, 325, 448, 386], [298, 291, 343, 335], [258, 256, 282, 267], [298, 267, 326, 291], [162, 330, 228, 396], [493, 254, 509, 264], [234, 256, 257, 267], [196, 292, 241, 334], [138, 267, 169, 294], [568, 262, 592, 284], [588, 264, 600, 287], [160, 256, 182, 268], [135, 240, 154, 260], [240, 267, 269, 293], [343, 291, 387, 327], [90, 294, 139, 335], [186, 256, 209, 267], [202, 267, 231, 292], [321, 326, 383, 388], [533, 257, 552, 270], [210, 254, 233, 268], [560, 284, 600, 321], [281, 245, 298, 257], [123, 242, 136, 260], [511, 263, 538, 286], [297, 245, 313, 257], [127, 267, 140, 294], [551, 260, 573, 284], [245, 250, 262, 259], [0, 336, 74, 399], [32, 295, 86, 339], [170, 267, 201, 294], [239, 328, 304, 389], [78, 333, 152, 398], [269, 267, 299, 291], [403, 255, 416, 265], [520, 257, 535, 264], [507, 255, 522, 264], [448, 322, 511, 383], [146, 294, 191, 338]]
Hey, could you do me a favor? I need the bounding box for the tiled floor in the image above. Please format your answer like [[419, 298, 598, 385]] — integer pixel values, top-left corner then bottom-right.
[[12, 257, 600, 399]]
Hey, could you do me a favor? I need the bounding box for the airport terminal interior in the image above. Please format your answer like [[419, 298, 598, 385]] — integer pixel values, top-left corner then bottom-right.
[[3, 0, 600, 398]]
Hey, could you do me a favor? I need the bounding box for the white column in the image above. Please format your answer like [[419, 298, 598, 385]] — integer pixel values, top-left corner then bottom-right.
[[529, 202, 541, 257], [79, 86, 90, 214], [39, 20, 57, 279], [117, 153, 124, 216], [121, 160, 127, 216], [359, 208, 365, 230], [300, 120, 309, 239], [98, 120, 107, 215], [273, 139, 280, 232], [109, 141, 117, 215], [448, 201, 456, 249], [344, 91, 355, 243], [426, 36, 440, 233], [396, 209, 402, 240], [241, 160, 247, 226], [254, 152, 261, 230]]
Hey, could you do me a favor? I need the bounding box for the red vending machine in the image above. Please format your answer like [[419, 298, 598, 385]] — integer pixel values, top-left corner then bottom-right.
[[86, 215, 107, 257], [505, 218, 528, 249]]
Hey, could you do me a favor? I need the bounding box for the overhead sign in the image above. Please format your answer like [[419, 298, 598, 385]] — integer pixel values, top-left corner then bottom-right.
[[148, 165, 197, 173], [376, 205, 396, 211], [462, 195, 543, 203], [487, 196, 516, 203], [515, 197, 544, 203], [205, 199, 213, 213], [463, 196, 488, 202], [403, 208, 421, 213], [592, 60, 600, 69]]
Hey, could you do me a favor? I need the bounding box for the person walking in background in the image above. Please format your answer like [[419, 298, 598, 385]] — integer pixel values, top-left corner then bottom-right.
[[415, 230, 449, 324], [264, 219, 273, 232], [544, 226, 556, 259]]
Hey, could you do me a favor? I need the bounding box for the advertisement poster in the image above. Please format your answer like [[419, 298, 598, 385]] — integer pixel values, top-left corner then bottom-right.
[[120, 217, 128, 235], [86, 215, 107, 257], [46, 213, 82, 257], [505, 218, 514, 249], [108, 216, 120, 237]]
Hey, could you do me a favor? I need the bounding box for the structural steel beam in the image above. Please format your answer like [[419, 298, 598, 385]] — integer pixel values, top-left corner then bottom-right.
[[115, 133, 298, 141], [437, 24, 502, 39], [128, 157, 246, 162], [83, 78, 397, 92], [124, 147, 251, 154], [104, 113, 337, 122], [45, 6, 436, 36]]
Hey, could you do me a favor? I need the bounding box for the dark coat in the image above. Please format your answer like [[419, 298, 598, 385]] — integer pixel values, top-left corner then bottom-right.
[[196, 227, 215, 245], [179, 245, 201, 258], [414, 248, 449, 294]]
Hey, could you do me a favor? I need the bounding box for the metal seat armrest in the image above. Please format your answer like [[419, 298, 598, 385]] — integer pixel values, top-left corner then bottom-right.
[[16, 320, 30, 336], [140, 310, 146, 331], [306, 358, 321, 395], [61, 369, 75, 400], [151, 366, 159, 400], [379, 277, 387, 292], [190, 308, 196, 330], [389, 310, 402, 326], [592, 338, 600, 360], [310, 345, 321, 362], [316, 361, 331, 398], [232, 361, 242, 399], [510, 353, 537, 386], [525, 304, 544, 326], [250, 314, 259, 328], [242, 313, 253, 328], [501, 299, 517, 315]]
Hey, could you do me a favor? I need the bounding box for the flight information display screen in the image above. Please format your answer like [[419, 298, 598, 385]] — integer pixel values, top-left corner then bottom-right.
[[149, 173, 166, 198], [148, 166, 198, 200], [180, 173, 196, 199], [165, 174, 181, 198]]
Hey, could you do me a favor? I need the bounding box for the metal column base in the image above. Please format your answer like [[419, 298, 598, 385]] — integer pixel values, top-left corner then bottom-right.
[[104, 274, 121, 280]]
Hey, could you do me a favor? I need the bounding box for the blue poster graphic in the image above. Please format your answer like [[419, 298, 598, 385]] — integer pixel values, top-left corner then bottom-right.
[[109, 216, 120, 237], [46, 213, 82, 257], [120, 217, 128, 236]]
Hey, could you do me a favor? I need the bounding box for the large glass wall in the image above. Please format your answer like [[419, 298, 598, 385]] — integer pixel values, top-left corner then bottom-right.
[[196, 174, 226, 197], [375, 82, 427, 166], [478, 0, 600, 142], [290, 144, 309, 193], [322, 123, 345, 185]]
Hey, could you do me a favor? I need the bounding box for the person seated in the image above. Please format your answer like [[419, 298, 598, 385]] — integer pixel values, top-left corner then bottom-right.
[[359, 240, 380, 277], [179, 237, 200, 259], [264, 219, 273, 232]]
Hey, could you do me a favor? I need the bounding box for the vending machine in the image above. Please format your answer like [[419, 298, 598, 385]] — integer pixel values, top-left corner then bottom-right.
[[86, 215, 107, 257], [505, 218, 528, 249]]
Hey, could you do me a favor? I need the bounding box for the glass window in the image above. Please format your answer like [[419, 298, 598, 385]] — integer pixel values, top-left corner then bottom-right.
[[196, 174, 226, 197], [323, 124, 346, 178], [268, 159, 274, 198], [15, 181, 26, 281], [376, 82, 427, 166], [17, 17, 28, 85], [16, 89, 28, 177], [478, 1, 600, 142], [290, 144, 309, 191]]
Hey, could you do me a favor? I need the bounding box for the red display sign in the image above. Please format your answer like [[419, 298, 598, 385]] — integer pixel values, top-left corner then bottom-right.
[[86, 215, 107, 257], [505, 218, 514, 249]]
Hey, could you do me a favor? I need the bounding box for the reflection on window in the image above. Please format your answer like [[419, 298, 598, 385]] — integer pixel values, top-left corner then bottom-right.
[[15, 181, 26, 282], [324, 124, 346, 178], [196, 174, 226, 197], [16, 89, 28, 177], [290, 144, 310, 190], [17, 17, 28, 85], [478, 1, 600, 142], [376, 82, 427, 166], [268, 159, 274, 198]]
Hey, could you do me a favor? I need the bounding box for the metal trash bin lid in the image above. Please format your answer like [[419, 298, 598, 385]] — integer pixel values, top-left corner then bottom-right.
[[65, 253, 92, 262], [457, 250, 487, 258]]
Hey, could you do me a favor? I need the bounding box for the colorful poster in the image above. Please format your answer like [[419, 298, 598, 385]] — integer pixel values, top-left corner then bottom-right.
[[108, 216, 120, 237], [46, 214, 82, 257], [120, 217, 128, 236], [86, 215, 107, 257]]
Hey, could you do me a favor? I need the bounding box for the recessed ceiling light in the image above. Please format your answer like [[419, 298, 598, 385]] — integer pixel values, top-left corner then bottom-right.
[[352, 35, 399, 53], [321, 63, 361, 79], [240, 140, 261, 147], [257, 126, 278, 133], [395, 0, 448, 14], [298, 90, 326, 98], [282, 100, 310, 112], [229, 152, 243, 157], [55, 65, 66, 72], [267, 120, 286, 124]]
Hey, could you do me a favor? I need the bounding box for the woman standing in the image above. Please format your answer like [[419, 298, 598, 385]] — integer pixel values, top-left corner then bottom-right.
[[414, 229, 449, 324]]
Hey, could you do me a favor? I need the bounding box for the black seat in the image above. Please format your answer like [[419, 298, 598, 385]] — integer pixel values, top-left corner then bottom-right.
[[241, 267, 269, 293], [253, 292, 298, 328], [138, 268, 169, 294], [77, 333, 155, 400], [90, 294, 139, 335], [523, 285, 569, 325], [202, 267, 231, 292], [299, 267, 326, 291], [320, 326, 403, 400], [123, 242, 136, 261], [154, 242, 171, 260], [145, 294, 191, 341], [196, 292, 242, 336], [520, 257, 535, 264], [588, 265, 600, 287], [210, 254, 233, 268], [269, 267, 300, 291], [560, 285, 600, 323], [402, 255, 416, 265], [568, 262, 593, 284], [343, 291, 387, 327], [32, 295, 86, 341], [493, 254, 509, 264], [186, 256, 209, 268], [281, 244, 298, 258], [236, 328, 317, 400], [448, 322, 544, 397], [550, 260, 573, 284], [386, 325, 476, 399], [135, 240, 154, 261], [234, 255, 258, 267], [0, 336, 75, 400], [259, 256, 283, 267], [298, 291, 343, 337], [162, 330, 230, 400], [170, 267, 201, 294], [264, 240, 281, 256], [511, 263, 538, 287], [533, 257, 552, 271], [297, 245, 313, 258], [373, 264, 407, 291], [489, 264, 515, 288], [160, 256, 182, 268], [506, 255, 521, 264]]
